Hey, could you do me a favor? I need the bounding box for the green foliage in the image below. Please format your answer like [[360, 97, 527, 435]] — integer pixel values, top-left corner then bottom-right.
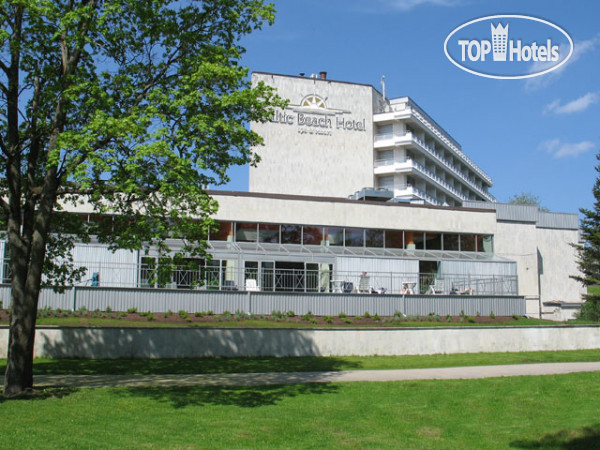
[[338, 312, 347, 319], [572, 152, 600, 320], [508, 192, 550, 212], [127, 307, 138, 314], [490, 311, 496, 319], [105, 306, 112, 313], [0, 0, 285, 393], [364, 311, 371, 319], [177, 310, 189, 320]]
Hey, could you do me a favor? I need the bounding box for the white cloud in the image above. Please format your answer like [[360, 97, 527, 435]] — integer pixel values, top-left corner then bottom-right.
[[544, 92, 599, 115], [382, 0, 464, 11], [539, 138, 596, 158], [525, 34, 600, 90]]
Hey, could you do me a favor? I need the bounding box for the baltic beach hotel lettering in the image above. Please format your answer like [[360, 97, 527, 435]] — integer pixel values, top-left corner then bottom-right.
[[271, 108, 366, 132]]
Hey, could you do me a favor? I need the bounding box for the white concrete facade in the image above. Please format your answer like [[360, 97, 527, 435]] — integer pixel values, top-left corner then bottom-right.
[[250, 72, 493, 207]]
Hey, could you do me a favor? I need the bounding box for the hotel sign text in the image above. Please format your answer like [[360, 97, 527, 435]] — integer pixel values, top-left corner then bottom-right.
[[271, 109, 366, 136]]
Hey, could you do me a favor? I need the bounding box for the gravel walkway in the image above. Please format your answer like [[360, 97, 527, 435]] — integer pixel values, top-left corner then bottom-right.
[[20, 361, 600, 388]]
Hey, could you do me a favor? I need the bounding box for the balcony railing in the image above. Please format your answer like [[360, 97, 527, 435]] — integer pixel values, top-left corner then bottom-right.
[[75, 262, 517, 296], [375, 132, 496, 202]]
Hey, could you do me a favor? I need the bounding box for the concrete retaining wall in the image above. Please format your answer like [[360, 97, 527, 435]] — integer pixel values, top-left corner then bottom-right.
[[1, 326, 598, 359]]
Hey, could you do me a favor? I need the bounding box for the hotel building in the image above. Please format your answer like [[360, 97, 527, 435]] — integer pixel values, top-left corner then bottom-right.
[[2, 71, 583, 320]]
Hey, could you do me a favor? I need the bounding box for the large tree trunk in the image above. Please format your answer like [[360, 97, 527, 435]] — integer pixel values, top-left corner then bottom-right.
[[3, 286, 39, 395]]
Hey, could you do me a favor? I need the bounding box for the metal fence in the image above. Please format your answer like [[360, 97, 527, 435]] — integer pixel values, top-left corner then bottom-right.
[[74, 261, 518, 296], [0, 285, 525, 317]]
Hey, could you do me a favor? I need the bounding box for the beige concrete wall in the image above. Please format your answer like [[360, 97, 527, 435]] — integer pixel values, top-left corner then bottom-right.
[[493, 221, 540, 308], [536, 227, 584, 305], [2, 326, 598, 359], [250, 73, 377, 197], [212, 193, 497, 234]]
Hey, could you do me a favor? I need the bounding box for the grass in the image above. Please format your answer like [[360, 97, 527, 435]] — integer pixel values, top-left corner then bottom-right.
[[0, 373, 599, 448], [0, 349, 598, 375]]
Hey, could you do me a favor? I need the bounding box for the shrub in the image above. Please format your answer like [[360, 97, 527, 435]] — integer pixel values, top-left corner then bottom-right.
[[467, 316, 476, 323], [373, 314, 380, 321], [286, 310, 296, 317], [105, 306, 112, 313], [178, 310, 189, 320], [512, 314, 520, 321], [490, 311, 496, 319], [146, 313, 155, 321], [194, 311, 205, 317], [324, 316, 333, 324], [117, 311, 127, 319], [127, 307, 138, 314], [78, 306, 89, 315], [446, 314, 452, 322], [342, 317, 352, 324], [271, 310, 284, 319], [364, 311, 371, 319], [0, 300, 3, 310], [338, 312, 347, 319]]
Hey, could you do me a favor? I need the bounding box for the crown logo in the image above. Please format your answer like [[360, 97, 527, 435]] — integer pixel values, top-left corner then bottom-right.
[[490, 22, 509, 61]]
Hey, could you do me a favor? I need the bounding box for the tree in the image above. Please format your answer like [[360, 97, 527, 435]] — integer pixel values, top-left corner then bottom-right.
[[508, 192, 549, 212], [572, 152, 600, 320], [1, 0, 284, 395]]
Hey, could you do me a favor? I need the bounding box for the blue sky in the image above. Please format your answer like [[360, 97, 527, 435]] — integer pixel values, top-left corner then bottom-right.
[[219, 0, 599, 215]]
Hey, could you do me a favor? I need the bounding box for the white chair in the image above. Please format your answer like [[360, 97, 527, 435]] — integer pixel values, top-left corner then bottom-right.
[[245, 279, 260, 291]]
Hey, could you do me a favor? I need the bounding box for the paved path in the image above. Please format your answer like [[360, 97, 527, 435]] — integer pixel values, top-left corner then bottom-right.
[[23, 362, 600, 388]]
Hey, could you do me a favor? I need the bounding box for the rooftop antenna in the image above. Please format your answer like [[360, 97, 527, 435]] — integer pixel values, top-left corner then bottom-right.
[[381, 75, 386, 101]]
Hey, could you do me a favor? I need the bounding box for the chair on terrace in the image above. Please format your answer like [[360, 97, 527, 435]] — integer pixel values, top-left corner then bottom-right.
[[427, 278, 444, 295], [245, 279, 260, 292]]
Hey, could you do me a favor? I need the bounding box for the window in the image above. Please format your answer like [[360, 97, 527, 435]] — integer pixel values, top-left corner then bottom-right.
[[366, 229, 384, 248], [460, 234, 476, 252], [325, 227, 344, 246], [444, 233, 460, 251], [281, 224, 301, 244], [235, 223, 258, 242], [302, 226, 323, 245], [424, 233, 442, 250], [259, 224, 279, 243], [477, 235, 494, 253], [385, 230, 403, 249], [210, 221, 233, 241], [345, 228, 365, 247]]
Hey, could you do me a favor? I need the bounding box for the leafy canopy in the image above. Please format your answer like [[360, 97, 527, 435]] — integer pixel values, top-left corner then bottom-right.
[[0, 0, 284, 284]]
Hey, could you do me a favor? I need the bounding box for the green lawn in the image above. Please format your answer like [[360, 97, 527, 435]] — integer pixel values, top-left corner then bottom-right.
[[0, 349, 598, 375], [1, 373, 599, 448]]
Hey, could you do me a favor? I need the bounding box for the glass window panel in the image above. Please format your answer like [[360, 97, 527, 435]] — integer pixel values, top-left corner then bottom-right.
[[326, 227, 344, 246], [281, 224, 302, 244], [345, 228, 365, 247], [366, 229, 384, 248], [461, 234, 476, 252], [444, 233, 460, 251], [259, 224, 280, 243], [235, 222, 258, 242], [303, 226, 323, 245], [405, 231, 424, 249], [210, 221, 233, 241], [385, 230, 403, 249], [477, 235, 494, 253], [424, 233, 442, 250]]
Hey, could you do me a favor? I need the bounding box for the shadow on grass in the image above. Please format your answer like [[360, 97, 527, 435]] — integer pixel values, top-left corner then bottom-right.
[[119, 383, 339, 409], [510, 424, 600, 449], [0, 387, 79, 403], [20, 356, 362, 376]]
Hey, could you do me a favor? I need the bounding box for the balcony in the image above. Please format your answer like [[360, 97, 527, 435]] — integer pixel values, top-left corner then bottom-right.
[[374, 102, 493, 188], [374, 132, 496, 202]]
